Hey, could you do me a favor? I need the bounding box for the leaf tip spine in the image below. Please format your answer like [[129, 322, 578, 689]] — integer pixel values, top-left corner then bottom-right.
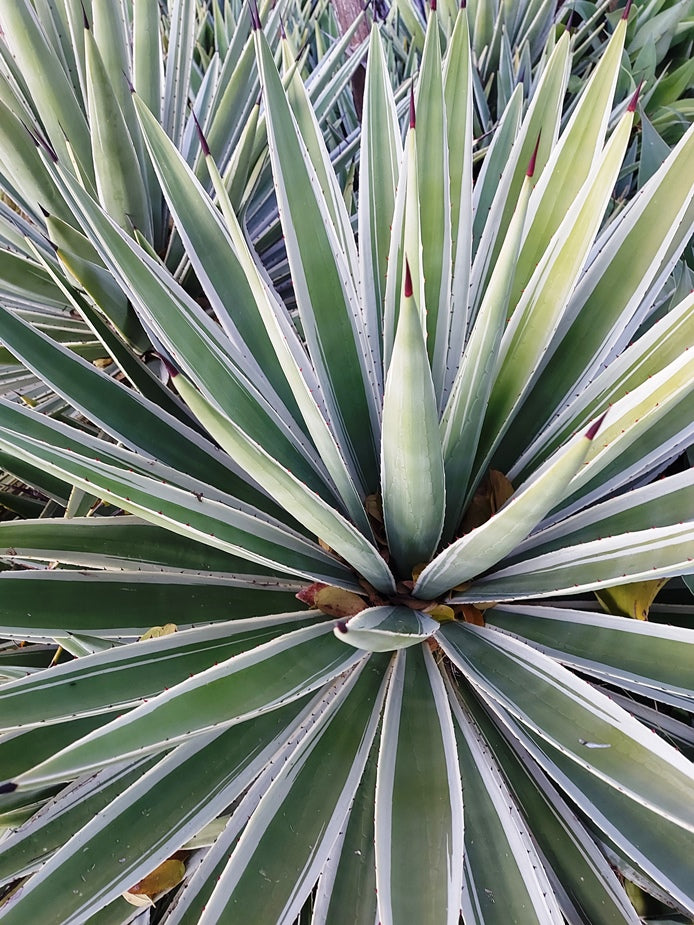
[[191, 109, 211, 157], [409, 83, 416, 129], [336, 621, 349, 634], [460, 0, 466, 8], [249, 0, 262, 31], [627, 80, 643, 112], [404, 259, 413, 298], [158, 354, 179, 379], [32, 128, 58, 163], [585, 410, 608, 441], [0, 781, 17, 794], [430, 0, 437, 11], [81, 0, 90, 29], [527, 132, 541, 177], [622, 0, 633, 18]]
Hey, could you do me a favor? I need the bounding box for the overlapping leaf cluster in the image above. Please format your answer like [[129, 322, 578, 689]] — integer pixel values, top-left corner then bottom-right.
[[0, 0, 693, 922]]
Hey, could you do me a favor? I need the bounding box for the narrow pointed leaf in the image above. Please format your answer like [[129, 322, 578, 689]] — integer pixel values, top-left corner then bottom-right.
[[254, 27, 379, 490], [0, 699, 314, 925], [446, 681, 564, 925], [381, 273, 445, 575], [0, 614, 322, 728], [199, 657, 387, 924], [416, 11, 451, 386], [84, 26, 151, 239], [486, 605, 694, 705], [416, 421, 600, 599], [375, 645, 463, 925], [439, 623, 694, 835], [11, 623, 365, 787], [173, 372, 395, 594], [358, 25, 401, 387]]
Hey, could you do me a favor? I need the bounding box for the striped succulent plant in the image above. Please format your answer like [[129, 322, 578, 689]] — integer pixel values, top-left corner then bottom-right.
[[0, 1, 693, 923]]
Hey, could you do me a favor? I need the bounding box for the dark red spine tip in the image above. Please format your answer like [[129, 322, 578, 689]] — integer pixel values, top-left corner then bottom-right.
[[460, 0, 466, 8], [409, 84, 416, 129], [622, 0, 633, 19], [191, 109, 211, 157], [430, 0, 437, 11], [249, 0, 262, 30], [279, 16, 286, 39], [404, 260, 413, 298], [0, 781, 17, 794], [35, 131, 58, 163], [526, 132, 541, 177], [81, 0, 89, 29], [585, 410, 608, 441], [336, 621, 349, 634], [627, 80, 643, 113], [159, 355, 179, 379]]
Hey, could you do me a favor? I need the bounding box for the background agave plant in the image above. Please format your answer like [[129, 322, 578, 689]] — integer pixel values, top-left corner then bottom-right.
[[0, 0, 693, 922]]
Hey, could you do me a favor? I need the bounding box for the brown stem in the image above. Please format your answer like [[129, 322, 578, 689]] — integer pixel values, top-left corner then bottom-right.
[[331, 0, 371, 120]]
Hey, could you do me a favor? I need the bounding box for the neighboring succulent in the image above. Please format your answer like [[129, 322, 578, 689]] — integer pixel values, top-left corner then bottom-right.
[[0, 1, 693, 924]]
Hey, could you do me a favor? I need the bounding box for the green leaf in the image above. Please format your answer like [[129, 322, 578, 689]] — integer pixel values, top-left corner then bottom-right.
[[192, 122, 372, 534], [509, 291, 694, 482], [444, 8, 474, 376], [0, 302, 272, 504], [172, 372, 395, 594], [416, 420, 601, 599], [0, 698, 313, 925], [453, 521, 694, 604], [0, 98, 73, 223], [441, 166, 535, 535], [84, 23, 151, 238], [199, 657, 387, 922], [456, 686, 641, 925], [381, 272, 445, 574], [0, 614, 322, 728], [468, 32, 569, 323], [312, 730, 379, 925], [161, 0, 195, 147], [0, 399, 353, 588], [505, 122, 694, 473], [0, 758, 157, 885], [509, 15, 628, 309], [478, 103, 635, 473], [517, 721, 694, 915], [439, 623, 694, 837], [486, 605, 694, 706], [254, 25, 379, 491], [358, 25, 401, 387], [375, 645, 463, 925], [0, 0, 94, 182], [46, 160, 331, 501], [500, 467, 694, 566], [0, 571, 300, 638], [446, 682, 564, 925], [132, 92, 301, 419], [12, 623, 365, 786], [415, 11, 451, 387], [557, 350, 694, 514]]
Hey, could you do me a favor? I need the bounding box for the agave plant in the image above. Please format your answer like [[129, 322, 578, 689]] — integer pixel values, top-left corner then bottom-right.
[[0, 0, 693, 921]]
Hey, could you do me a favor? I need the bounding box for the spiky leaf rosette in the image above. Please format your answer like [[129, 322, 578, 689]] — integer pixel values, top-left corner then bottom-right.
[[0, 4, 693, 923]]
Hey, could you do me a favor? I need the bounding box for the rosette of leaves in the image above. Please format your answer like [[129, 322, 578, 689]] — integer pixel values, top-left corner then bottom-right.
[[0, 2, 693, 923]]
